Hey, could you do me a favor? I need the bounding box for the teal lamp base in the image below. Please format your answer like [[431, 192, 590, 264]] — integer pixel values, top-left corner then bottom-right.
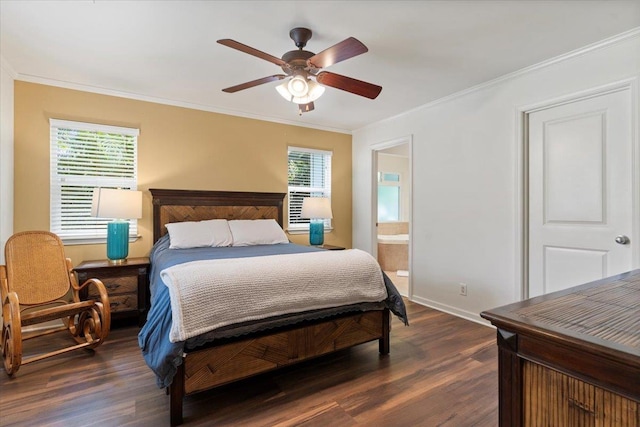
[[107, 220, 129, 264], [309, 220, 324, 246]]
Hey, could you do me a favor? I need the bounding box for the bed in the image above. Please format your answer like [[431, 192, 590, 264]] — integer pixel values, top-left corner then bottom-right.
[[138, 189, 408, 425]]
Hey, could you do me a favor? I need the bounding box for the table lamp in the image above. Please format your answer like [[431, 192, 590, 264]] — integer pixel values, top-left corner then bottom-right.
[[91, 188, 142, 264], [300, 197, 333, 246]]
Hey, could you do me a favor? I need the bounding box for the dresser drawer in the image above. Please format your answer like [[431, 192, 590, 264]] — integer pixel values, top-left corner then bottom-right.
[[88, 275, 137, 297], [108, 293, 138, 313]]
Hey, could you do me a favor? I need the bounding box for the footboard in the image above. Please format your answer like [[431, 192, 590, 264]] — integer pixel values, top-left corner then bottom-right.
[[170, 308, 390, 425]]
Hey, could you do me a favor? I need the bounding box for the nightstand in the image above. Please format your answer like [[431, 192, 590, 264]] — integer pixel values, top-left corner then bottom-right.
[[318, 244, 345, 250], [74, 257, 150, 327]]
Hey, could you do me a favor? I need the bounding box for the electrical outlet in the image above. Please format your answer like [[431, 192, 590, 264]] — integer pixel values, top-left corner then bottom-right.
[[459, 283, 467, 296]]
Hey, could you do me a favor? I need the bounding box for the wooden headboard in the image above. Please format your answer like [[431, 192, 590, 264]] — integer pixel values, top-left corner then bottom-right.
[[150, 189, 286, 243]]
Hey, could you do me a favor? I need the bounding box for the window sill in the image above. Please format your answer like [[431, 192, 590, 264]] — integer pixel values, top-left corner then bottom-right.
[[61, 235, 141, 246], [286, 228, 334, 235]]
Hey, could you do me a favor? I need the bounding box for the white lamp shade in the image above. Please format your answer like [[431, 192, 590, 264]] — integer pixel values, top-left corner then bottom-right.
[[288, 75, 309, 97], [91, 188, 142, 219], [292, 80, 325, 104], [276, 81, 293, 101], [300, 197, 333, 219]]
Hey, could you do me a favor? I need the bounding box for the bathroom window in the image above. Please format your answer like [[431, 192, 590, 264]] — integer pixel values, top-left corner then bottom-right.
[[380, 172, 400, 182], [378, 172, 400, 222]]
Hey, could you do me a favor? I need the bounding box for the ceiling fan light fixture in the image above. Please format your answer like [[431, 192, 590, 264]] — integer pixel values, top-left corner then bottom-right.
[[276, 81, 293, 101], [276, 78, 325, 104], [291, 79, 325, 104], [287, 75, 309, 97]]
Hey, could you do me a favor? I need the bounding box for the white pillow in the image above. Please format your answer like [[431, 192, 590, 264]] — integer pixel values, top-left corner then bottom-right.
[[228, 219, 289, 246], [165, 219, 233, 249]]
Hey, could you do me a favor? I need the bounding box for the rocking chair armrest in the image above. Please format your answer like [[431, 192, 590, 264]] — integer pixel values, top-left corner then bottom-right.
[[67, 259, 110, 307], [0, 265, 8, 303], [75, 278, 111, 306], [2, 290, 21, 326]]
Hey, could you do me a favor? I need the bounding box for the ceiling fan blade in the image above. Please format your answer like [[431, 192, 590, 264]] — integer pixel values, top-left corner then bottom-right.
[[222, 75, 286, 93], [307, 37, 368, 69], [316, 71, 382, 99], [217, 39, 288, 67]]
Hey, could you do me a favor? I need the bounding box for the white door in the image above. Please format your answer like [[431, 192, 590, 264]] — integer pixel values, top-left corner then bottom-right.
[[528, 89, 634, 297]]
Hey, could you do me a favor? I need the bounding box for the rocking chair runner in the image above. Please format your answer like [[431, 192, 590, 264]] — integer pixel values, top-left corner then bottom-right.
[[1, 231, 111, 376]]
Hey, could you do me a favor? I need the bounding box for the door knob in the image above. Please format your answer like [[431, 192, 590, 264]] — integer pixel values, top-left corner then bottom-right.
[[615, 235, 630, 245]]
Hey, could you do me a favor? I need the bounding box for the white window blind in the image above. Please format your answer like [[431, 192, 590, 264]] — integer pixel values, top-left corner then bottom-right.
[[287, 146, 332, 231], [50, 119, 139, 243]]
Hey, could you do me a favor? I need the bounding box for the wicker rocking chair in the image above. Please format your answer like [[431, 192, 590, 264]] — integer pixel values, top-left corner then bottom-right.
[[1, 231, 111, 376]]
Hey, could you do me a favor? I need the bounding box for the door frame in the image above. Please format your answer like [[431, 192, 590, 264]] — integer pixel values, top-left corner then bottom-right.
[[370, 135, 413, 298], [515, 78, 640, 299]]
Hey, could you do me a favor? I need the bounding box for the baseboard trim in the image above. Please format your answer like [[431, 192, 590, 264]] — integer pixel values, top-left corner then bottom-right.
[[409, 295, 493, 328]]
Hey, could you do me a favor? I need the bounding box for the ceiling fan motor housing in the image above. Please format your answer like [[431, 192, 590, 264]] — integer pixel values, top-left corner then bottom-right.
[[283, 28, 318, 75], [281, 50, 315, 75], [289, 27, 312, 48]]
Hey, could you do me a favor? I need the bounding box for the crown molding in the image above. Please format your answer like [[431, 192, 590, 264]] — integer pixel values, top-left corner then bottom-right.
[[356, 27, 640, 133], [12, 73, 352, 135]]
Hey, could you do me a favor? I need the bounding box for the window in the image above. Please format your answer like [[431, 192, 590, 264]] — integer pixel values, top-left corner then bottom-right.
[[378, 171, 400, 222], [287, 147, 332, 231], [50, 119, 139, 243]]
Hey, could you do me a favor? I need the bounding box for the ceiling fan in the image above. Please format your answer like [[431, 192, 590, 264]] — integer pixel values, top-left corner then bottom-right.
[[217, 27, 382, 114]]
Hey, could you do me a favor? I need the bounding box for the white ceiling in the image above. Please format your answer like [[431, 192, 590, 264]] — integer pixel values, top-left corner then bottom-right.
[[1, 1, 639, 133]]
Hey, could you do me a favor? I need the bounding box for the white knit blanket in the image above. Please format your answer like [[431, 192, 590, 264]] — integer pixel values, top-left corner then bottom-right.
[[160, 249, 387, 342]]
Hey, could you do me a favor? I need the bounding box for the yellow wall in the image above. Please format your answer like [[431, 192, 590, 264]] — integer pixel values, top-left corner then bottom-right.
[[14, 82, 352, 264]]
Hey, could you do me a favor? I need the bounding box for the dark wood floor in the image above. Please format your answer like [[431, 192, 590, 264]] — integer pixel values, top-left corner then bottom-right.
[[0, 301, 498, 426]]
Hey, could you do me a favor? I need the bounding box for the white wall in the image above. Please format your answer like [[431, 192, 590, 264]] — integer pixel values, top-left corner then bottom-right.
[[353, 32, 640, 323], [0, 57, 15, 264]]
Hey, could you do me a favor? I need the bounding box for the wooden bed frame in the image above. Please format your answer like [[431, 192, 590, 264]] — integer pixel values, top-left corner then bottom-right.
[[149, 189, 391, 426]]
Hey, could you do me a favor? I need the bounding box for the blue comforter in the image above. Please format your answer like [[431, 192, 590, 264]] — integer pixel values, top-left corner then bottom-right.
[[138, 235, 408, 387]]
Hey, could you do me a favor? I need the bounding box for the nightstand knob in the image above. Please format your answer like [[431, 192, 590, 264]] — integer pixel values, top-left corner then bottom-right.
[[106, 283, 119, 291]]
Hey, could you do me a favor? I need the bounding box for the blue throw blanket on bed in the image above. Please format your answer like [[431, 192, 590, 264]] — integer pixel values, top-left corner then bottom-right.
[[138, 235, 408, 388]]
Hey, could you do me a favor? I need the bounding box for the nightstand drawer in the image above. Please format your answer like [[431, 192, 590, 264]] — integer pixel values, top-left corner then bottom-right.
[[89, 275, 137, 296], [108, 293, 138, 313]]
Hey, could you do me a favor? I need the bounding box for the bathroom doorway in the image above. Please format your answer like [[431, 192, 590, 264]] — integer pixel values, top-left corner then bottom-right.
[[372, 137, 412, 298]]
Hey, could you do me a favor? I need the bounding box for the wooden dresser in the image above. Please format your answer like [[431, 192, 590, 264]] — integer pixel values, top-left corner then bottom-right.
[[481, 270, 639, 427]]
